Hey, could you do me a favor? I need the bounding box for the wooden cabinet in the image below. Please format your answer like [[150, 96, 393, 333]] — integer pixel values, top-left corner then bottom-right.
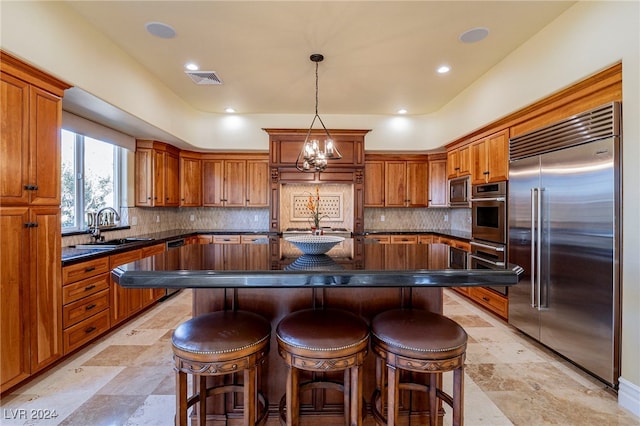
[[62, 257, 111, 354], [1, 207, 63, 391], [135, 140, 180, 207], [468, 287, 508, 319], [110, 244, 166, 326], [427, 154, 447, 207], [364, 155, 428, 207], [446, 145, 471, 179], [470, 129, 509, 184], [203, 155, 269, 207], [179, 153, 202, 207], [0, 52, 69, 393]]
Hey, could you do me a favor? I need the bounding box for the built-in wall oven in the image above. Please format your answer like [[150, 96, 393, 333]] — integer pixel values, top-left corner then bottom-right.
[[470, 180, 508, 295]]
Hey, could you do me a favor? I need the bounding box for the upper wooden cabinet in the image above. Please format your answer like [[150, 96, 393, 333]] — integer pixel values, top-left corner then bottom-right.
[[470, 129, 509, 184], [179, 153, 202, 207], [1, 53, 69, 206], [365, 154, 428, 208], [446, 145, 471, 179], [202, 155, 269, 207], [135, 140, 180, 207], [427, 153, 447, 208]]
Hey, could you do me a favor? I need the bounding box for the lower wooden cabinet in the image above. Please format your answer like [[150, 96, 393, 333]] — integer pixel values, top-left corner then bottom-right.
[[465, 287, 508, 319], [1, 207, 63, 392]]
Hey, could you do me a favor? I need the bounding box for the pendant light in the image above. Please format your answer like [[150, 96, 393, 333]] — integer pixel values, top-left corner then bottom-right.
[[295, 54, 341, 172]]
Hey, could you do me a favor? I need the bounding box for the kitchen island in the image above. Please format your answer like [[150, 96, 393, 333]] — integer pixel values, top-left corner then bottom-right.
[[112, 238, 521, 424]]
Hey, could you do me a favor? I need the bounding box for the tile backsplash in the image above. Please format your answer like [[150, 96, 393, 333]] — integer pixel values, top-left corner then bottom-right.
[[62, 205, 471, 247]]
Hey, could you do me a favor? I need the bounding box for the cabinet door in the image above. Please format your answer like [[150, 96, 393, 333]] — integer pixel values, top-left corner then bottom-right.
[[406, 161, 428, 207], [458, 145, 471, 176], [385, 161, 407, 207], [364, 161, 385, 207], [0, 207, 31, 391], [486, 129, 509, 182], [0, 73, 30, 205], [164, 151, 180, 206], [447, 150, 458, 179], [29, 87, 61, 206], [246, 160, 269, 207], [428, 159, 447, 207], [110, 249, 142, 325], [135, 147, 153, 207], [180, 156, 202, 207], [152, 150, 166, 206], [224, 160, 246, 206], [202, 159, 224, 206], [470, 138, 489, 185], [29, 207, 62, 372]]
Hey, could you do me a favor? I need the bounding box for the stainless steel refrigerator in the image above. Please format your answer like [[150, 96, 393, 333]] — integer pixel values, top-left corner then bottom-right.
[[508, 102, 621, 388]]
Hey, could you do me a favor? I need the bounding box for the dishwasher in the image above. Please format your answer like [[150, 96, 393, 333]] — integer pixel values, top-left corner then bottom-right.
[[161, 238, 185, 300]]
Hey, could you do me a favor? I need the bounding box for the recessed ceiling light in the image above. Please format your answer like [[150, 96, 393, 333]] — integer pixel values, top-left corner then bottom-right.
[[459, 27, 489, 44], [437, 65, 451, 74], [225, 107, 236, 113], [145, 21, 176, 39], [397, 109, 408, 115], [185, 63, 199, 71]]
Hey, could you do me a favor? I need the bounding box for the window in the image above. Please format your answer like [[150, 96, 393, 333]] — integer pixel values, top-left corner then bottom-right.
[[61, 129, 121, 232]]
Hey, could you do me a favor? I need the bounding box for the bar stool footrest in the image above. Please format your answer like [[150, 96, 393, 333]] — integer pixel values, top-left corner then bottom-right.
[[371, 382, 454, 425], [187, 384, 269, 426]]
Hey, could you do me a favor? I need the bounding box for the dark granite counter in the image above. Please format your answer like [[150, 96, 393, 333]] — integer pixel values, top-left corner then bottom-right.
[[361, 229, 472, 241], [112, 238, 521, 289]]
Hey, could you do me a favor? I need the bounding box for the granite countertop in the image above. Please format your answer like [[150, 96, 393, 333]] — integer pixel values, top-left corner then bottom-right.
[[112, 240, 522, 289], [361, 229, 472, 241]]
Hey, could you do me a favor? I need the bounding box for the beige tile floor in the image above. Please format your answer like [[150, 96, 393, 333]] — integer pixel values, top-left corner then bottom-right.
[[1, 289, 638, 425]]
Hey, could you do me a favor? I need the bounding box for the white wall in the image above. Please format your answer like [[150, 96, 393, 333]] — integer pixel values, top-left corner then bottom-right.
[[1, 0, 638, 410]]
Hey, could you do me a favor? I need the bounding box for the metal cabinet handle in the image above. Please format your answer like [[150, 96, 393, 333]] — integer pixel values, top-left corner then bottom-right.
[[85, 326, 97, 334], [85, 304, 97, 311], [84, 285, 96, 291]]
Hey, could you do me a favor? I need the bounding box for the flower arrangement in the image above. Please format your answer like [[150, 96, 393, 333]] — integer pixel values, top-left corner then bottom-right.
[[306, 186, 328, 230]]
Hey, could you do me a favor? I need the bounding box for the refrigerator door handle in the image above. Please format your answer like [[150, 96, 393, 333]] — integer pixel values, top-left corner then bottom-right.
[[536, 187, 544, 310], [530, 188, 537, 308]]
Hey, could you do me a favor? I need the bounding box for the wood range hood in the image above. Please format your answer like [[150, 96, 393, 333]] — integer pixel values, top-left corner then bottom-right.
[[264, 128, 370, 234]]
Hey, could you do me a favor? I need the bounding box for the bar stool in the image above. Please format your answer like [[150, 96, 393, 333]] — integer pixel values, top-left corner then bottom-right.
[[276, 308, 370, 426], [172, 310, 271, 426], [370, 309, 468, 426]]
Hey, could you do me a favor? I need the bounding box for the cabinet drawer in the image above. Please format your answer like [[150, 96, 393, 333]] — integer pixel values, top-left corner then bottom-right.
[[390, 235, 418, 244], [63, 308, 110, 354], [110, 249, 142, 268], [142, 243, 165, 257], [197, 235, 213, 244], [241, 235, 267, 244], [213, 235, 241, 244], [63, 273, 109, 304], [365, 235, 390, 244], [63, 257, 110, 284], [63, 289, 110, 328], [469, 287, 508, 319]]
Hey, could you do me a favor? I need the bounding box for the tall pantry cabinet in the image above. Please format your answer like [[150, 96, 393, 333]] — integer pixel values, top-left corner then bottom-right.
[[0, 52, 70, 392]]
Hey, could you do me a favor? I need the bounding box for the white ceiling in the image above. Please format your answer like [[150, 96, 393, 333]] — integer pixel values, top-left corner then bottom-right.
[[64, 1, 575, 118]]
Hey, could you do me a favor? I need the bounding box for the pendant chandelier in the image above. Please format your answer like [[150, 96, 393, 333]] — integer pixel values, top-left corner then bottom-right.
[[295, 54, 342, 172]]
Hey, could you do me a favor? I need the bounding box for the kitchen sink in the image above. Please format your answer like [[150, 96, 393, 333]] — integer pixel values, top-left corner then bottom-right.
[[74, 237, 154, 250]]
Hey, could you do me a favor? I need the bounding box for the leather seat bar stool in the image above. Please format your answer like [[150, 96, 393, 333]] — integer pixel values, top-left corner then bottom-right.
[[276, 308, 370, 426], [370, 309, 468, 426], [172, 310, 271, 426]]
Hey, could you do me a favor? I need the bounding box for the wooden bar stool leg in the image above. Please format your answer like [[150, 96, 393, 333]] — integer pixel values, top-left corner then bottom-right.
[[199, 375, 207, 426], [176, 370, 187, 426], [245, 366, 256, 426], [387, 364, 398, 426], [351, 364, 362, 426], [453, 367, 464, 426], [428, 373, 438, 426], [286, 365, 299, 426], [344, 369, 351, 426]]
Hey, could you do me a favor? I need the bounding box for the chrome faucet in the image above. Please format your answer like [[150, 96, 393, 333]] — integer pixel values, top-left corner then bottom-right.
[[89, 207, 121, 242]]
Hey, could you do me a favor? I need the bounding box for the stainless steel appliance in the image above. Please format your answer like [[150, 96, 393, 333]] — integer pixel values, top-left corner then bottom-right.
[[508, 102, 621, 388], [448, 245, 468, 269], [469, 240, 508, 295], [161, 237, 185, 300], [471, 181, 507, 245], [448, 176, 470, 207]]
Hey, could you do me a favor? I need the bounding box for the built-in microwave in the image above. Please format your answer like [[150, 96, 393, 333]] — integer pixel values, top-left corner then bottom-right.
[[448, 176, 470, 207]]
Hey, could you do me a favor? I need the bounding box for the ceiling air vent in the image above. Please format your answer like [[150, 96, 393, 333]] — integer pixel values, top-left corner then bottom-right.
[[185, 71, 223, 85]]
